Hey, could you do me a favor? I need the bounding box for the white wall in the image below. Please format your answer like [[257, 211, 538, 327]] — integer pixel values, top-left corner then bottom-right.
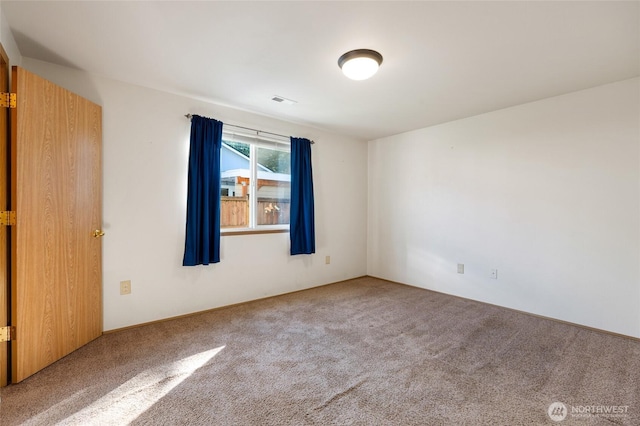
[[16, 57, 640, 338], [368, 78, 640, 338], [22, 58, 368, 331], [0, 3, 21, 66]]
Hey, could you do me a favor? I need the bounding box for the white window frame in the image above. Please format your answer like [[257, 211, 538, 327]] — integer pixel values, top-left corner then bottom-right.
[[220, 126, 291, 236]]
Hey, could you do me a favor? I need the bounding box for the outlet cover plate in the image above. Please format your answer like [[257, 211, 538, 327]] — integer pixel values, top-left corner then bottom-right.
[[120, 280, 132, 295]]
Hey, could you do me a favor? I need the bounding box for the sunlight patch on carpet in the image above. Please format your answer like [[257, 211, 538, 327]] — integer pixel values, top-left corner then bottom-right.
[[58, 346, 225, 425]]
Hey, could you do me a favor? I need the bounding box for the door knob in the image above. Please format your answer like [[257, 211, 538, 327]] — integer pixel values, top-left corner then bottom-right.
[[93, 229, 105, 238]]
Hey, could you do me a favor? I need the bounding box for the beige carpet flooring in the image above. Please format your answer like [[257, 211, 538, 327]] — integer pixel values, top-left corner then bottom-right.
[[1, 276, 639, 425]]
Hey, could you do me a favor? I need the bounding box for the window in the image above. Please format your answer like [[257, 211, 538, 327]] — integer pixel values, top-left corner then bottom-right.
[[220, 127, 291, 232]]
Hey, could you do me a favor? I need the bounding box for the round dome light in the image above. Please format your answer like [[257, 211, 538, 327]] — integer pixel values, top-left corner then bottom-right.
[[338, 49, 383, 81]]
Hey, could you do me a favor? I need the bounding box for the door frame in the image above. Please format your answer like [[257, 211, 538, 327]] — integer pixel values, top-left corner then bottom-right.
[[0, 42, 10, 387]]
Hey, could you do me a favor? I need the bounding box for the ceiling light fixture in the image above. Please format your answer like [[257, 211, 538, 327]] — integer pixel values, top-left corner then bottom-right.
[[338, 49, 383, 81]]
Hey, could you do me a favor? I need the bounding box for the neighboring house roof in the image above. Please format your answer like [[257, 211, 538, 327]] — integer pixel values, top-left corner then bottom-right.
[[222, 142, 272, 173], [221, 169, 291, 182]]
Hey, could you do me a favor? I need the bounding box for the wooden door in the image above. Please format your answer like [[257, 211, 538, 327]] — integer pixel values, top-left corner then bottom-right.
[[10, 66, 103, 383], [0, 45, 9, 387]]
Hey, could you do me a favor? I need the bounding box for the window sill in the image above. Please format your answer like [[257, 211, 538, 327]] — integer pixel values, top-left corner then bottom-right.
[[221, 227, 289, 237]]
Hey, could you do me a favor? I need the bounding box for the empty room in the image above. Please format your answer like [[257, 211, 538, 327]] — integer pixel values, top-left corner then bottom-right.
[[0, 1, 638, 425]]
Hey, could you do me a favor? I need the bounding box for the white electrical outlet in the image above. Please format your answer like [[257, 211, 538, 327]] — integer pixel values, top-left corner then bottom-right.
[[457, 264, 464, 274], [325, 255, 331, 265], [490, 269, 498, 279], [120, 280, 132, 295]]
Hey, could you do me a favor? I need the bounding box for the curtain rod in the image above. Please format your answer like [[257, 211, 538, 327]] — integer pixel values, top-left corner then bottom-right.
[[185, 114, 314, 144]]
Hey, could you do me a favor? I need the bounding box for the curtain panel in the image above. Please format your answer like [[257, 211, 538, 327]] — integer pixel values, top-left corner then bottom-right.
[[183, 115, 223, 265], [290, 137, 315, 255]]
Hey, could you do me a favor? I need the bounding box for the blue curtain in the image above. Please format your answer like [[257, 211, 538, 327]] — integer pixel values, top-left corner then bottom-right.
[[183, 115, 223, 266], [290, 137, 315, 255]]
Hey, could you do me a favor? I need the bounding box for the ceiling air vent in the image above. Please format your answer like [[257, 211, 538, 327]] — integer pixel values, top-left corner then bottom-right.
[[271, 95, 297, 105]]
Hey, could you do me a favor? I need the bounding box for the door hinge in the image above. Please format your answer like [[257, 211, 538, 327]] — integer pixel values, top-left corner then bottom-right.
[[0, 92, 16, 108], [0, 211, 15, 226], [0, 326, 15, 343]]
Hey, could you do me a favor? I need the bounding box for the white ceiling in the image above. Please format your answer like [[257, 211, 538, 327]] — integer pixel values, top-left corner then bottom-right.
[[2, 1, 639, 141]]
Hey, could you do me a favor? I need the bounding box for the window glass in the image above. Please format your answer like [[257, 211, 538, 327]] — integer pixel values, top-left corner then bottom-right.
[[220, 141, 250, 228], [220, 133, 290, 230], [256, 146, 290, 226]]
